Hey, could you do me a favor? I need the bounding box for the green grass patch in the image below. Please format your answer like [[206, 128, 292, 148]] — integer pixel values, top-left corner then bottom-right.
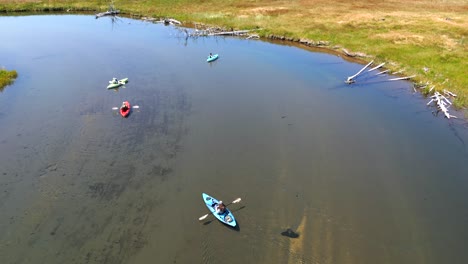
[[0, 68, 18, 91]]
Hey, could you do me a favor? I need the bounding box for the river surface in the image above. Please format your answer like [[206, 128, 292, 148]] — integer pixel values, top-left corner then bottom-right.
[[0, 15, 467, 264]]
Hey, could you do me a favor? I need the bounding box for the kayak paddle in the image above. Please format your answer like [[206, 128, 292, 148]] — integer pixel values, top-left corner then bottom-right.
[[112, 105, 139, 110]]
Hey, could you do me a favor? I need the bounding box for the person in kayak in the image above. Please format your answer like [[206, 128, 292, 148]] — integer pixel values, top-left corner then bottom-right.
[[209, 53, 212, 58], [120, 102, 128, 111], [215, 201, 226, 214]]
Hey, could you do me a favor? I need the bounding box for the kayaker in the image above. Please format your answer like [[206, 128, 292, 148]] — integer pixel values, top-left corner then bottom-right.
[[121, 102, 128, 111], [209, 53, 212, 58], [215, 201, 226, 214]]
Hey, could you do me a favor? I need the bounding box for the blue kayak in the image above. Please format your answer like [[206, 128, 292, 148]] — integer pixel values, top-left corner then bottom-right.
[[207, 54, 219, 62], [202, 193, 237, 227]]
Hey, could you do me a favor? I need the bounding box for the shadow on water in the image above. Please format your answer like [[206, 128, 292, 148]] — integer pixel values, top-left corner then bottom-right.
[[208, 60, 219, 68], [231, 205, 246, 213], [202, 219, 215, 226], [229, 223, 240, 232], [109, 85, 126, 92], [201, 219, 241, 231], [281, 228, 300, 239]]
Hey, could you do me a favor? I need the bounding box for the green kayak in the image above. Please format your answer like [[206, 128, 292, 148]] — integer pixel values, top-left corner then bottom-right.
[[107, 78, 128, 89], [118, 78, 128, 84]]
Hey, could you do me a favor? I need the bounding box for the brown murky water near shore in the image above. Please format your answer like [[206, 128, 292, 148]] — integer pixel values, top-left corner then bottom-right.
[[0, 15, 467, 264]]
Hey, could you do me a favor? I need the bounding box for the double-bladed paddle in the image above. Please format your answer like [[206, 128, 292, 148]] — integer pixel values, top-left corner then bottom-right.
[[198, 198, 241, 221], [112, 105, 140, 110]]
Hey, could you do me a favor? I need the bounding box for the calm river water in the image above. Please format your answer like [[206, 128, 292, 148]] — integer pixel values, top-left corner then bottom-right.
[[0, 15, 467, 264]]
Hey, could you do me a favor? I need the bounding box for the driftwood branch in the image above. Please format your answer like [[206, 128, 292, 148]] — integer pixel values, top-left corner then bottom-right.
[[345, 60, 374, 84], [388, 75, 415, 81], [427, 92, 456, 119], [342, 48, 356, 57], [339, 57, 456, 121], [342, 49, 368, 58], [209, 30, 251, 36], [368, 63, 385, 72], [141, 17, 182, 25], [164, 18, 181, 25], [186, 28, 252, 38], [96, 1, 119, 18], [96, 10, 119, 18], [443, 89, 457, 97], [375, 69, 389, 76], [246, 34, 260, 39]]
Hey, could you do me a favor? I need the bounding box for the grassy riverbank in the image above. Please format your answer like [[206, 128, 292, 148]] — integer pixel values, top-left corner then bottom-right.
[[1, 0, 467, 108], [0, 68, 17, 90]]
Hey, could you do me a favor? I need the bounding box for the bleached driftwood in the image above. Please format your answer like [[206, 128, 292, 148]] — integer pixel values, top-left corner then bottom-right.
[[427, 92, 456, 119], [342, 48, 356, 57], [210, 30, 251, 36], [141, 17, 157, 22], [246, 34, 260, 39], [375, 69, 390, 76], [341, 49, 368, 57], [388, 75, 415, 81], [414, 82, 428, 89], [164, 18, 182, 25], [443, 89, 457, 97], [187, 28, 251, 38], [96, 10, 120, 18], [345, 60, 374, 84], [368, 63, 385, 72]]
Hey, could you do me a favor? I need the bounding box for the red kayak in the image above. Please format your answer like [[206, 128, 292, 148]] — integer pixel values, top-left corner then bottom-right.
[[120, 101, 131, 117]]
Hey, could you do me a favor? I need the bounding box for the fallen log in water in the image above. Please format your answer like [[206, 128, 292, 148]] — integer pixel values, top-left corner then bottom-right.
[[141, 17, 180, 25], [375, 69, 390, 76], [96, 10, 120, 18], [164, 18, 182, 25], [388, 75, 415, 81], [342, 48, 356, 57], [246, 34, 260, 39], [187, 28, 252, 38], [141, 17, 157, 22], [345, 60, 374, 84], [339, 57, 457, 121], [210, 30, 251, 36], [341, 49, 368, 58], [427, 92, 456, 119], [368, 63, 385, 72]]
